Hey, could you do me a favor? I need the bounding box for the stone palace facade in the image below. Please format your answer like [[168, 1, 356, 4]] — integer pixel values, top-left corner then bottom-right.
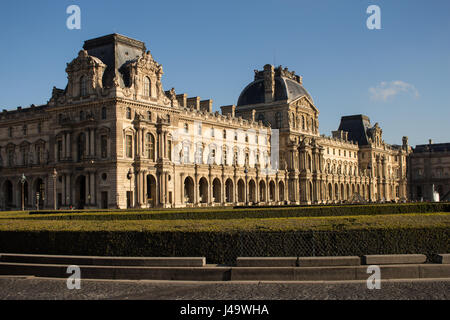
[[0, 34, 413, 210]]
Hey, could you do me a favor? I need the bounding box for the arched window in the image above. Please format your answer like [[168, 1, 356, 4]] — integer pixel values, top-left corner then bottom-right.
[[80, 76, 88, 97], [302, 115, 306, 130], [143, 77, 151, 97], [147, 133, 155, 160]]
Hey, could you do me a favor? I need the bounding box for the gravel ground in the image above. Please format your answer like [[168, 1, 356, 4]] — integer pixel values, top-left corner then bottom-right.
[[0, 276, 449, 300]]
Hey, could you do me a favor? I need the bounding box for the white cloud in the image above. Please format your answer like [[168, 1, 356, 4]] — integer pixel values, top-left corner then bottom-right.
[[369, 81, 419, 101]]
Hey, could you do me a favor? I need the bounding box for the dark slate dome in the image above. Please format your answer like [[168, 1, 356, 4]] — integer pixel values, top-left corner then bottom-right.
[[237, 67, 313, 106]]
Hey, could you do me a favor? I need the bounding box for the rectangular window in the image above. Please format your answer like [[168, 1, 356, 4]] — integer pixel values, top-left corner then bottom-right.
[[8, 150, 14, 167], [101, 135, 108, 158], [126, 135, 133, 158], [36, 146, 41, 164], [168, 140, 172, 161], [57, 140, 63, 161], [183, 145, 190, 163]]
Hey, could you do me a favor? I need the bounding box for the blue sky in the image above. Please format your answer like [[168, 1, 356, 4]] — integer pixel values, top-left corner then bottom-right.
[[0, 0, 449, 146]]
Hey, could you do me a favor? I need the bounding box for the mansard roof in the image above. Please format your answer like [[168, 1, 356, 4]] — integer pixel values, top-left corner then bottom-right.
[[338, 115, 372, 146], [82, 33, 147, 88], [237, 65, 313, 107], [414, 143, 450, 153]]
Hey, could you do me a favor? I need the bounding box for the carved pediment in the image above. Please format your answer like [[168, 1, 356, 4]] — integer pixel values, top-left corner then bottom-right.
[[291, 96, 318, 114], [63, 50, 107, 100]]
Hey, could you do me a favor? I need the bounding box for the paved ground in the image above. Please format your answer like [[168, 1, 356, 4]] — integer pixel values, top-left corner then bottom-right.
[[0, 276, 449, 300]]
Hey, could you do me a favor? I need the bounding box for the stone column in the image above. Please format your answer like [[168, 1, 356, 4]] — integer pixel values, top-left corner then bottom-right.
[[208, 174, 213, 205], [158, 172, 163, 206], [90, 172, 95, 205], [66, 174, 71, 206], [255, 178, 259, 203], [135, 171, 142, 207], [85, 174, 90, 206], [164, 172, 168, 206], [275, 177, 279, 203], [294, 177, 299, 203], [180, 173, 184, 205], [194, 174, 199, 205], [221, 176, 225, 205], [245, 176, 248, 205], [142, 171, 147, 207], [62, 175, 66, 206]]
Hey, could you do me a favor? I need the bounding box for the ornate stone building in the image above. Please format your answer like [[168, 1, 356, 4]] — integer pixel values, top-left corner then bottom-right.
[[408, 141, 450, 201], [0, 34, 412, 210]]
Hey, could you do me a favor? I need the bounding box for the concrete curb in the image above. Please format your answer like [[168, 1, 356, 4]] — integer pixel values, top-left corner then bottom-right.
[[362, 254, 427, 265], [1, 262, 449, 282], [0, 253, 206, 267]]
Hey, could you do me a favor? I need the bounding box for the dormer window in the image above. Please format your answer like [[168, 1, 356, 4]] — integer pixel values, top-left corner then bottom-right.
[[80, 76, 88, 97], [143, 77, 151, 97]]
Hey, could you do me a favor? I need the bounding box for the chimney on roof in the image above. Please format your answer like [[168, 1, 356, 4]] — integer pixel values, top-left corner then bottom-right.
[[263, 64, 275, 103], [221, 105, 235, 117], [429, 139, 433, 145], [402, 136, 409, 150]]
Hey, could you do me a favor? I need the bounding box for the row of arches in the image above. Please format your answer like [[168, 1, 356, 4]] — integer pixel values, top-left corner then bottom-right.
[[183, 176, 284, 204], [1, 178, 45, 209]]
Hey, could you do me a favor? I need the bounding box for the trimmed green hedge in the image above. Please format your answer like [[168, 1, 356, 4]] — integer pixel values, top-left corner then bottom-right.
[[0, 226, 448, 264], [17, 202, 450, 221]]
